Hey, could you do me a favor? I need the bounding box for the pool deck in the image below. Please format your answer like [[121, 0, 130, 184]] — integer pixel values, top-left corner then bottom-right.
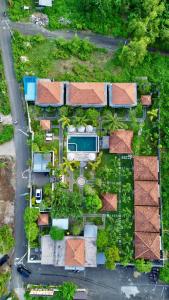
[[68, 152, 96, 162]]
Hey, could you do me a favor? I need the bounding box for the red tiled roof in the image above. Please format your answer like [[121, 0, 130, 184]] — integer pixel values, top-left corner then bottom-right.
[[68, 82, 106, 105], [40, 120, 51, 131], [134, 156, 158, 181], [65, 239, 85, 267], [135, 232, 160, 260], [36, 80, 63, 105], [101, 193, 117, 211], [135, 206, 160, 233], [134, 181, 159, 206], [109, 130, 133, 154], [111, 83, 137, 106], [141, 95, 152, 106], [38, 213, 49, 226]]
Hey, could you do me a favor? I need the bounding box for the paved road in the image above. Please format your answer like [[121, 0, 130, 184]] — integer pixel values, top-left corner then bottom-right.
[[0, 0, 29, 296], [11, 21, 124, 50]]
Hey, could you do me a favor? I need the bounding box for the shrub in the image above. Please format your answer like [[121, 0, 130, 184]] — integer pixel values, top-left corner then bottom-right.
[[0, 225, 14, 254], [57, 282, 77, 300], [97, 230, 109, 252], [50, 226, 65, 240], [0, 272, 10, 297], [105, 246, 120, 270], [160, 263, 169, 283], [135, 259, 152, 273]]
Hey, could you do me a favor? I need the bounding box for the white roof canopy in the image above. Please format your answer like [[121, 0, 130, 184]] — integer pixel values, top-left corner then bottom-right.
[[39, 0, 52, 7]]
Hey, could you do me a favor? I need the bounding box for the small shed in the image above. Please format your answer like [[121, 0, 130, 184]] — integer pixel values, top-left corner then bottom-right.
[[38, 213, 49, 226], [40, 120, 51, 131], [141, 95, 152, 106], [39, 0, 52, 7], [52, 218, 69, 230]]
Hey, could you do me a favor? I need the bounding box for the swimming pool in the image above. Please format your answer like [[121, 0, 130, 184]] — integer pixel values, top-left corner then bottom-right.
[[68, 136, 99, 152]]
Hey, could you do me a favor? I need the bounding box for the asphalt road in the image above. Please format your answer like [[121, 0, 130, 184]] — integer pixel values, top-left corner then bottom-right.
[[0, 0, 29, 294]]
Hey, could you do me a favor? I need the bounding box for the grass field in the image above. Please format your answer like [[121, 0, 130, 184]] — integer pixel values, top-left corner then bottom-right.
[[0, 53, 10, 115]]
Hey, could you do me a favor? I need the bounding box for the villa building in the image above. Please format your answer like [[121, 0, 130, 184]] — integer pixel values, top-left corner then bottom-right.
[[134, 156, 161, 260], [66, 82, 107, 107], [109, 130, 133, 154], [109, 83, 137, 107]]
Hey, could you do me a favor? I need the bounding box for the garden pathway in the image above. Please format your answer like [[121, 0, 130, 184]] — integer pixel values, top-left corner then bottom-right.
[[58, 122, 63, 164]]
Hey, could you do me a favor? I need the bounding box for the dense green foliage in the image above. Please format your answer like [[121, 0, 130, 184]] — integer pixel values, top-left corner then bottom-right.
[[0, 53, 10, 115], [0, 225, 14, 254], [0, 272, 10, 297], [0, 125, 14, 144], [135, 259, 152, 273], [50, 226, 65, 240], [24, 207, 39, 247], [105, 246, 120, 270]]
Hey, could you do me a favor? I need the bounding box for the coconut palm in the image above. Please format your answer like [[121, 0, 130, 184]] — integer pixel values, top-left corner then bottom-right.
[[102, 110, 126, 132], [58, 116, 71, 129], [72, 115, 88, 127]]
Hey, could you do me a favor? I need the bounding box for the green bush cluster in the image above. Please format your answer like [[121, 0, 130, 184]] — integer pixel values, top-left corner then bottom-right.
[[0, 225, 14, 254], [50, 226, 65, 240], [24, 207, 39, 247]]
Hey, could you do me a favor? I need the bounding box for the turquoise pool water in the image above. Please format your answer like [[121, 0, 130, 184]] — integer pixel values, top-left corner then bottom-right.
[[68, 136, 98, 152]]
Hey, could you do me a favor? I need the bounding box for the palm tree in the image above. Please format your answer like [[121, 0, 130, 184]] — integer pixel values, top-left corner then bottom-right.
[[58, 116, 71, 129], [61, 157, 80, 174], [72, 115, 88, 127], [102, 110, 126, 133], [88, 151, 103, 171]]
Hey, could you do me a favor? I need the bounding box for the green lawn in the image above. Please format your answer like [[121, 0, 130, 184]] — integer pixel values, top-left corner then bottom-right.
[[0, 125, 14, 144]]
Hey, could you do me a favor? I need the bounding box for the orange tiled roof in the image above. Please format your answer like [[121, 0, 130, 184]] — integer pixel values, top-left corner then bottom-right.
[[36, 80, 63, 105], [141, 95, 152, 106], [135, 232, 160, 260], [134, 181, 159, 206], [65, 239, 85, 267], [111, 83, 137, 106], [68, 82, 106, 105], [109, 130, 133, 154], [101, 193, 117, 211], [135, 206, 160, 233], [38, 213, 49, 226], [40, 120, 51, 131], [134, 156, 158, 181]]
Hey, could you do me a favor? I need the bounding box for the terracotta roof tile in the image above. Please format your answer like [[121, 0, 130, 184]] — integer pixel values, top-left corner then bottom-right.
[[65, 239, 85, 267], [141, 95, 152, 106], [111, 83, 137, 106], [134, 156, 158, 181], [67, 82, 106, 106], [135, 206, 160, 233], [36, 80, 63, 105], [101, 193, 117, 211], [134, 181, 159, 206], [38, 213, 49, 226], [109, 130, 133, 154], [40, 120, 51, 131], [135, 232, 160, 260]]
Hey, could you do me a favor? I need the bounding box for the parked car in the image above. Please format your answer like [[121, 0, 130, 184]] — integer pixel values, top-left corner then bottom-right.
[[0, 254, 9, 266], [35, 188, 42, 204], [17, 264, 31, 278], [149, 267, 159, 283]]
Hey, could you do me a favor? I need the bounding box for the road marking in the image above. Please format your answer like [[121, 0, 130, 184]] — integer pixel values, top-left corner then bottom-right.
[[22, 169, 30, 179], [20, 192, 29, 196], [18, 128, 29, 137]]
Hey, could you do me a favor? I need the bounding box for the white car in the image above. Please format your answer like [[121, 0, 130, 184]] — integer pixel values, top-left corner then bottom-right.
[[35, 189, 42, 204]]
